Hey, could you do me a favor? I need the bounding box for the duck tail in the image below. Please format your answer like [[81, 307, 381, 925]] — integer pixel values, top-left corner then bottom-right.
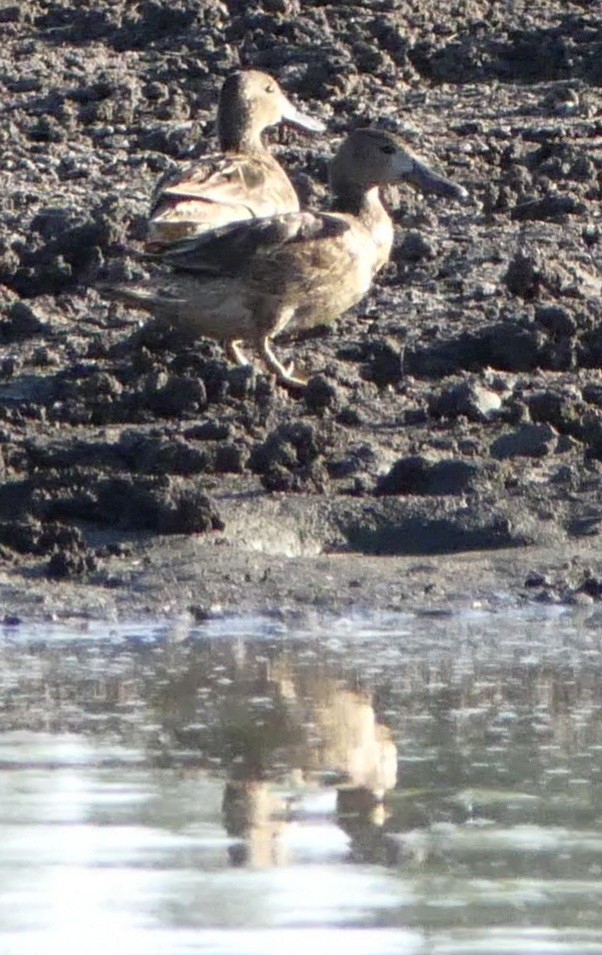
[[97, 282, 159, 312]]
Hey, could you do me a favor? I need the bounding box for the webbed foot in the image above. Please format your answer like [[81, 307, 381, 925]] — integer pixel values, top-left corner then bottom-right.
[[226, 339, 252, 367], [261, 336, 308, 388]]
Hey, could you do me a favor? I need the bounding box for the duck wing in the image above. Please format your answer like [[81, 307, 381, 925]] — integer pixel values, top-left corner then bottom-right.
[[154, 211, 351, 278], [150, 152, 297, 218]]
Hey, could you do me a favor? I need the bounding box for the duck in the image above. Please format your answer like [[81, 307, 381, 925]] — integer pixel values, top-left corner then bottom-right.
[[146, 69, 325, 248], [109, 128, 468, 387]]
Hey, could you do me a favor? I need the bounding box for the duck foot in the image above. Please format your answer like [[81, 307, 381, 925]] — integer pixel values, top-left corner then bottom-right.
[[226, 339, 252, 367], [261, 336, 307, 388]]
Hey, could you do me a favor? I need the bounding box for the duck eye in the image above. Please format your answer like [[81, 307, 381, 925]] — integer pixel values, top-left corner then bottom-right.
[[265, 84, 275, 93], [380, 144, 396, 155]]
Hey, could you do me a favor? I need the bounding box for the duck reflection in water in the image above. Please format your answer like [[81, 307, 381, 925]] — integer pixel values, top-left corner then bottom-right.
[[219, 661, 397, 868]]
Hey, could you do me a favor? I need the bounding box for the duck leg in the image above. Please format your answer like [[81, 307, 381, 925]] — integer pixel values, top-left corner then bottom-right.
[[260, 335, 307, 387], [226, 339, 251, 367]]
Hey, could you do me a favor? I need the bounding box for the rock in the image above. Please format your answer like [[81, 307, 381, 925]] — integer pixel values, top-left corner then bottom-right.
[[155, 486, 224, 535], [0, 520, 43, 554], [429, 380, 503, 422], [576, 575, 602, 599], [304, 374, 340, 415], [535, 304, 576, 336], [395, 230, 436, 262], [47, 546, 97, 579], [511, 194, 586, 221], [250, 422, 327, 493], [184, 421, 232, 441], [360, 336, 406, 388], [524, 571, 552, 588], [472, 283, 497, 300], [542, 86, 579, 116], [490, 423, 559, 459], [341, 498, 536, 556], [376, 456, 482, 496], [504, 251, 541, 299], [117, 433, 213, 476], [583, 385, 602, 409], [1, 302, 46, 341], [143, 374, 207, 417], [582, 224, 599, 248], [214, 442, 247, 474], [336, 407, 363, 427], [227, 365, 256, 400]]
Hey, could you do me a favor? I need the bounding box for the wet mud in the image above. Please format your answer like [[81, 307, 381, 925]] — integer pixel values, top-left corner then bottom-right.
[[0, 0, 601, 620]]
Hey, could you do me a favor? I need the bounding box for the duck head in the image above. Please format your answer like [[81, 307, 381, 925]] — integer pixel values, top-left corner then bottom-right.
[[329, 128, 468, 203], [218, 70, 325, 151]]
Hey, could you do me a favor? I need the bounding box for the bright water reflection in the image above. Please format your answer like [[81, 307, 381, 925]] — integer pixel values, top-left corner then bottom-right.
[[1, 608, 602, 954]]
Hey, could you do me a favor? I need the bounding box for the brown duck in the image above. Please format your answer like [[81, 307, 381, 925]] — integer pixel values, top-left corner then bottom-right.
[[146, 70, 325, 247], [111, 129, 468, 386]]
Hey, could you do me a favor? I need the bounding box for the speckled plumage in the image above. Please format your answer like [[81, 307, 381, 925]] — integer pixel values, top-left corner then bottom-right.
[[146, 70, 324, 247]]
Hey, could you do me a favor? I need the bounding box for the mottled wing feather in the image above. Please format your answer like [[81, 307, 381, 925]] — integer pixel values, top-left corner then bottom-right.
[[150, 153, 288, 216], [246, 220, 370, 329], [156, 212, 351, 279]]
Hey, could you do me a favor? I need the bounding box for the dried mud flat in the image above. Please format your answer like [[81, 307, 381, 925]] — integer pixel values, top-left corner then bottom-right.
[[0, 0, 601, 623]]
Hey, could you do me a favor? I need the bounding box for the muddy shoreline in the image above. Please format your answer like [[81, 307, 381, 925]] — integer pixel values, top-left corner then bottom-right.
[[0, 1, 601, 623]]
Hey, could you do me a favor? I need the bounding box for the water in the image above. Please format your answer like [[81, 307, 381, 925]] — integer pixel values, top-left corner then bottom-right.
[[1, 607, 602, 954]]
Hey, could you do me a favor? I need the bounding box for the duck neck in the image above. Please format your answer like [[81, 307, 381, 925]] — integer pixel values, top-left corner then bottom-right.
[[218, 108, 265, 152], [332, 185, 393, 269]]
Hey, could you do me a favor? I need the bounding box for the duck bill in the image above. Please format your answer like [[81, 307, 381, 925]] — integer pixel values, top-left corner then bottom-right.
[[398, 153, 468, 201], [280, 96, 326, 133]]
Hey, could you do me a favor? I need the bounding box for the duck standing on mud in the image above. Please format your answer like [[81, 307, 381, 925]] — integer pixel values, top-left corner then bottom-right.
[[146, 69, 325, 247], [110, 129, 467, 386]]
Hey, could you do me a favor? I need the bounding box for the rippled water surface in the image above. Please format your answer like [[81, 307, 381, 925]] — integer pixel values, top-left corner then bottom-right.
[[1, 607, 602, 954]]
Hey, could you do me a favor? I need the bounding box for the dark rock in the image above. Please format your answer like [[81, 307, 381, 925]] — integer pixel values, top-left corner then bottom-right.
[[184, 421, 232, 441], [327, 444, 378, 482], [0, 5, 24, 22], [155, 486, 225, 535], [47, 546, 97, 579], [336, 407, 363, 427], [511, 194, 586, 221], [250, 422, 327, 492], [0, 357, 16, 380], [31, 470, 224, 535], [38, 523, 99, 578], [0, 520, 43, 555], [524, 571, 552, 588], [2, 614, 21, 626], [214, 443, 247, 474], [117, 433, 212, 476], [0, 302, 46, 341], [406, 312, 547, 377], [535, 304, 576, 336], [143, 374, 207, 417], [429, 380, 503, 422], [504, 251, 541, 299], [582, 385, 602, 409], [490, 423, 559, 459], [360, 336, 406, 388], [527, 390, 570, 427], [576, 575, 602, 599], [227, 365, 256, 400], [304, 374, 340, 415], [582, 224, 599, 248], [569, 516, 602, 538], [376, 456, 482, 496], [341, 499, 534, 556], [136, 122, 200, 158], [395, 230, 436, 262]]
